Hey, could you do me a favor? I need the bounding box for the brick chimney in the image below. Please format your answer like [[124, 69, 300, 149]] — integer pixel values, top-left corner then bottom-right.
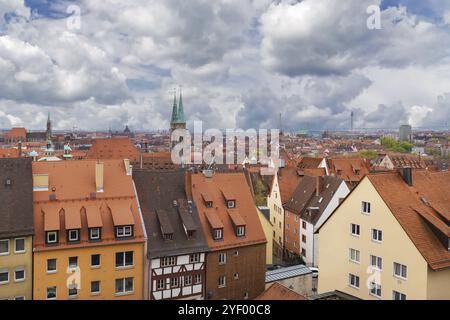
[[95, 161, 104, 192]]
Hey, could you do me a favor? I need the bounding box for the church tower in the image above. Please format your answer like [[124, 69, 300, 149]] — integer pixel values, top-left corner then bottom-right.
[[46, 112, 52, 140], [170, 87, 186, 132]]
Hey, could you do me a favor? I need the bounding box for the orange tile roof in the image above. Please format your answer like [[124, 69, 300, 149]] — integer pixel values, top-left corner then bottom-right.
[[32, 160, 145, 251], [256, 282, 307, 300], [8, 127, 26, 139], [278, 166, 303, 204], [190, 172, 266, 250], [0, 148, 19, 158], [86, 138, 139, 161], [328, 158, 370, 185], [368, 171, 450, 270]]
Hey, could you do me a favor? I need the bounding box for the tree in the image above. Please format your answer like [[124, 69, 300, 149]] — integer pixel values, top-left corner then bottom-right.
[[254, 179, 267, 207]]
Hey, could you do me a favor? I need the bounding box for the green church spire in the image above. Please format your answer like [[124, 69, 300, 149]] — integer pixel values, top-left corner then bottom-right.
[[177, 87, 185, 123], [171, 89, 178, 124]]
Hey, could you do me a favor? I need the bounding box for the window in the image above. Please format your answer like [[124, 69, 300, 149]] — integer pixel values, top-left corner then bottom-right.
[[184, 275, 192, 286], [302, 235, 307, 243], [234, 273, 239, 280], [301, 248, 306, 257], [372, 229, 383, 242], [302, 221, 307, 229], [369, 282, 382, 298], [218, 276, 226, 288], [205, 201, 213, 208], [393, 291, 407, 300], [91, 254, 101, 268], [349, 249, 360, 263], [0, 239, 9, 255], [47, 259, 57, 273], [170, 277, 179, 288], [115, 278, 134, 295], [14, 296, 25, 300], [234, 250, 239, 257], [91, 281, 101, 295], [190, 253, 201, 263], [236, 226, 245, 237], [370, 255, 383, 270], [194, 274, 202, 284], [47, 286, 57, 300], [227, 201, 236, 209], [0, 270, 9, 284], [89, 228, 101, 240], [394, 263, 408, 279], [68, 287, 78, 298], [244, 292, 249, 300], [362, 201, 371, 214], [161, 256, 176, 267], [219, 253, 226, 265], [350, 224, 360, 236], [68, 257, 78, 269], [213, 229, 223, 241], [156, 279, 165, 290], [116, 226, 133, 238], [68, 230, 79, 242], [14, 238, 25, 253], [14, 267, 25, 282], [116, 252, 133, 268], [349, 274, 360, 289], [46, 231, 58, 244]]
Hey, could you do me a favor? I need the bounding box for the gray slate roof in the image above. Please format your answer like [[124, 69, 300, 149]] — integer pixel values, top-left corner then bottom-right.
[[0, 158, 34, 238], [265, 265, 312, 283]]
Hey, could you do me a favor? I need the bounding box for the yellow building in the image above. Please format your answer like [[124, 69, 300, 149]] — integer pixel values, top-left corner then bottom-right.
[[318, 170, 450, 300], [32, 160, 146, 300], [267, 174, 284, 257], [0, 158, 34, 300], [257, 208, 274, 265]]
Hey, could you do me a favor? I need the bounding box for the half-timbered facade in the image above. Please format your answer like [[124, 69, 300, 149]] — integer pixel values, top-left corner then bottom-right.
[[133, 170, 209, 300]]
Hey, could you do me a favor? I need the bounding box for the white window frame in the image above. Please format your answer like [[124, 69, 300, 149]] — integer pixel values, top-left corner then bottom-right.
[[190, 253, 200, 263], [14, 267, 25, 282], [170, 277, 179, 288], [46, 286, 57, 300], [236, 226, 245, 237], [370, 255, 383, 270], [372, 229, 383, 243], [116, 226, 133, 238], [219, 253, 227, 265], [91, 281, 101, 295], [0, 239, 9, 256], [115, 277, 134, 295], [350, 224, 360, 237], [184, 275, 193, 286], [161, 256, 176, 267], [156, 279, 165, 290], [91, 254, 101, 268], [194, 274, 202, 284], [362, 201, 371, 215], [89, 228, 101, 240], [68, 257, 78, 269], [348, 274, 360, 289], [393, 262, 408, 280], [227, 200, 236, 209], [369, 282, 382, 298], [349, 249, 360, 264], [47, 259, 57, 274], [393, 290, 407, 300], [68, 230, 79, 242], [46, 231, 58, 244], [68, 287, 78, 299], [214, 229, 223, 240], [218, 276, 226, 288], [0, 269, 9, 285], [116, 251, 134, 268], [14, 238, 25, 254]]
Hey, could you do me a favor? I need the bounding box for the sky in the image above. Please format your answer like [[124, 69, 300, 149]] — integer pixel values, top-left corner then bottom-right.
[[1, 0, 450, 131]]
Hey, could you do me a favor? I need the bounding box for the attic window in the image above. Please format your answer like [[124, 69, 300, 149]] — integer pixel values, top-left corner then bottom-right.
[[227, 201, 236, 209], [206, 201, 213, 208], [355, 169, 361, 175], [213, 228, 223, 241], [163, 232, 174, 241], [4, 179, 12, 187]]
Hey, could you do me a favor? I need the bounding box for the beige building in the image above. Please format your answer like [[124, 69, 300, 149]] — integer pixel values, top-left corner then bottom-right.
[[267, 174, 285, 258], [318, 169, 450, 300], [0, 158, 34, 300]]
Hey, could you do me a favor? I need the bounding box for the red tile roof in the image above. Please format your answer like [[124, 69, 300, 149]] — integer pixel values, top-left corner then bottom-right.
[[256, 282, 307, 300], [86, 138, 139, 161]]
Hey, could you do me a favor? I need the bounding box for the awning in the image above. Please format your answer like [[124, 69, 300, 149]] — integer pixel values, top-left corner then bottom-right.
[[108, 201, 135, 226], [85, 205, 103, 228], [227, 209, 246, 227], [44, 207, 60, 231]]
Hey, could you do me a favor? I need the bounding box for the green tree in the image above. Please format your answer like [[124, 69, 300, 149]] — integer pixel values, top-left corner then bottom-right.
[[254, 179, 267, 207]]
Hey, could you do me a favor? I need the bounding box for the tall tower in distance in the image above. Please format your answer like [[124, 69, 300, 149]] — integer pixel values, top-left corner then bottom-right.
[[351, 111, 354, 132], [46, 112, 52, 140], [170, 87, 186, 132]]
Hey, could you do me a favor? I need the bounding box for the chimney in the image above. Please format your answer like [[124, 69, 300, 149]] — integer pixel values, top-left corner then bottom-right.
[[316, 176, 321, 197], [124, 159, 132, 176], [402, 167, 413, 187], [95, 161, 104, 192]]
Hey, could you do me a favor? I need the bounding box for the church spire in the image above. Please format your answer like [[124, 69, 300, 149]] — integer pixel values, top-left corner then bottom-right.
[[171, 89, 178, 124], [46, 111, 52, 140], [177, 87, 185, 123]]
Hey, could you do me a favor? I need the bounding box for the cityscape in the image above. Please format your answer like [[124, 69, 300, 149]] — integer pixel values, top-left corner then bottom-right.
[[1, 0, 450, 306]]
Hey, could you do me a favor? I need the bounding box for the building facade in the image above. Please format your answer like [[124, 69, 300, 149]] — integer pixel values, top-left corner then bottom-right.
[[0, 158, 34, 300]]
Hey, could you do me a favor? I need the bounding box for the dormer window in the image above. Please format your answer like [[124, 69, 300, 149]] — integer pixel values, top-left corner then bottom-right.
[[89, 228, 101, 241], [46, 231, 58, 244], [116, 226, 133, 238], [236, 226, 246, 237], [213, 228, 223, 241], [163, 233, 174, 241], [67, 230, 79, 242], [5, 178, 12, 187], [206, 201, 213, 208], [227, 200, 236, 209]]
